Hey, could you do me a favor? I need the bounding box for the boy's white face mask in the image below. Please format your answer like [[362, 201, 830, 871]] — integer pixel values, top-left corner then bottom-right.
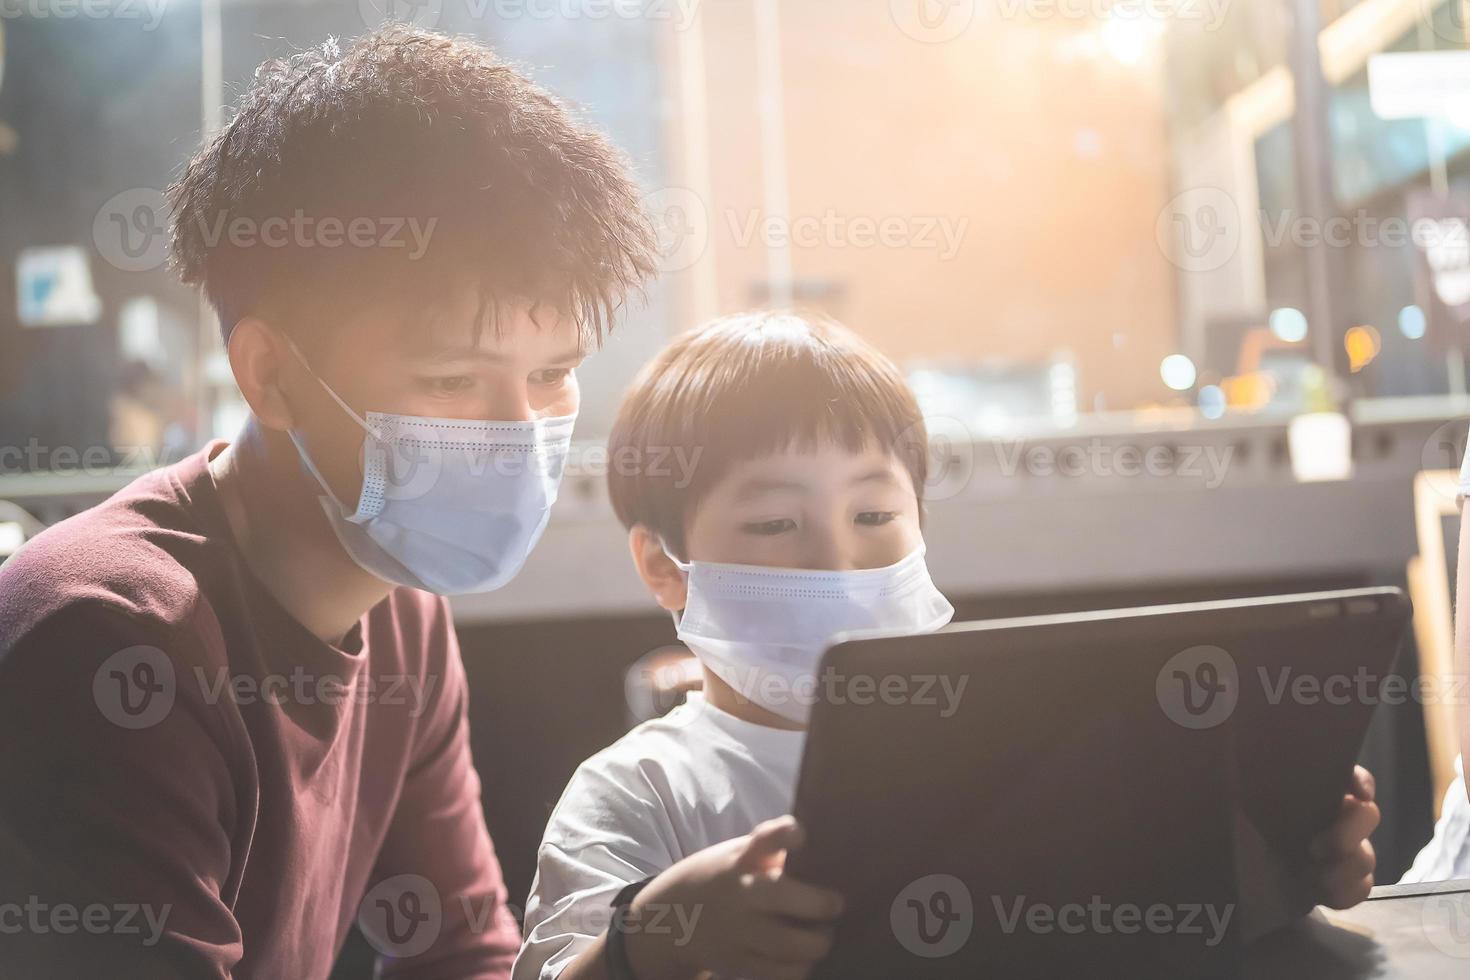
[[286, 341, 574, 596], [667, 544, 954, 724]]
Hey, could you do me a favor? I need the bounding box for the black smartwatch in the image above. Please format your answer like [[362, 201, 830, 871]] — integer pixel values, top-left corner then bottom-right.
[[604, 876, 656, 980]]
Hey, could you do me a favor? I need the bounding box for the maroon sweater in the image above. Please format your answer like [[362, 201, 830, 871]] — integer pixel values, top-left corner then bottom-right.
[[0, 443, 520, 978]]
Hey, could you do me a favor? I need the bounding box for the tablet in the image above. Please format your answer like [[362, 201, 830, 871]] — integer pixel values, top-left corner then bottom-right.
[[785, 587, 1411, 980]]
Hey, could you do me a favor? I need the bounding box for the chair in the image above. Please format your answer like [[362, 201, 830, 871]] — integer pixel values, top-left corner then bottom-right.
[[1407, 469, 1464, 817]]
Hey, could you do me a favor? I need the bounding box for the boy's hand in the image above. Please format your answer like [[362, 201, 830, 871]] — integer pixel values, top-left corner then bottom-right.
[[1307, 765, 1379, 909], [623, 815, 844, 980]]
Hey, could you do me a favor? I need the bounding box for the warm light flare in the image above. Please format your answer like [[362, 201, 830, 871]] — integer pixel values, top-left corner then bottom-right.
[[1345, 325, 1381, 373]]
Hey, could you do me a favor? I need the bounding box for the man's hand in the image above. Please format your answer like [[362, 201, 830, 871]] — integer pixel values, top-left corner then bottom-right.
[[1308, 765, 1379, 909], [623, 816, 845, 980]]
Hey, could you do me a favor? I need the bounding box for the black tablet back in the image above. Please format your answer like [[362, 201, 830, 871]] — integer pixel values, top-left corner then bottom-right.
[[786, 587, 1410, 980]]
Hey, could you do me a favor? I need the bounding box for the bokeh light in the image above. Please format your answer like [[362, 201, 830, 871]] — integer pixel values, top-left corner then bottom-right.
[[1160, 354, 1197, 391], [1197, 384, 1227, 419], [1269, 307, 1308, 343], [1345, 325, 1382, 373], [1398, 304, 1426, 340]]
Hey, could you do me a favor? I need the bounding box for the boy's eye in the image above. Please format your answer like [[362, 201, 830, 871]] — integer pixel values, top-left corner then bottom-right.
[[419, 375, 475, 396], [741, 518, 797, 536], [530, 367, 573, 386], [855, 511, 898, 527]]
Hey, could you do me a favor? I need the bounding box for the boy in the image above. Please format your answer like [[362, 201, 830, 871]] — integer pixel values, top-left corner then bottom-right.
[[514, 311, 1383, 980], [1399, 440, 1470, 883], [0, 26, 654, 979], [1401, 758, 1469, 881]]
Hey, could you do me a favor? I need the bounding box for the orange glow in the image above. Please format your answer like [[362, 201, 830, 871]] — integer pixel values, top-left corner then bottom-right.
[[1221, 372, 1276, 410], [1345, 325, 1381, 373]]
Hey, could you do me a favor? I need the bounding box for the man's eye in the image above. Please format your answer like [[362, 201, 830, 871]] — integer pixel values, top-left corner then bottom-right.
[[741, 518, 797, 536], [420, 376, 475, 396], [530, 367, 573, 386], [855, 511, 898, 527]]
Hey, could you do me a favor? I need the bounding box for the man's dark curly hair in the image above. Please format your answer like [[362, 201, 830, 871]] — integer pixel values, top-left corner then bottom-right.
[[169, 25, 658, 346]]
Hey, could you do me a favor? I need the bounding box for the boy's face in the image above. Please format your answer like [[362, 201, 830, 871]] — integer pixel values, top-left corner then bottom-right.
[[252, 282, 585, 509], [683, 443, 922, 573]]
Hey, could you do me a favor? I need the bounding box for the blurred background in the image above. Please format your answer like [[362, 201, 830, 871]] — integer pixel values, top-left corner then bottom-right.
[[4, 0, 1470, 971]]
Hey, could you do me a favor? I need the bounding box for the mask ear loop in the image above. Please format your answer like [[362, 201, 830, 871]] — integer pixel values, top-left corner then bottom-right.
[[281, 336, 383, 519], [660, 539, 693, 574], [283, 336, 383, 441], [660, 539, 692, 629]]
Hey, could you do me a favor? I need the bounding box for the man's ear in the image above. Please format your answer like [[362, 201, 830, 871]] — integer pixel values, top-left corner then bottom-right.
[[629, 524, 688, 613], [228, 316, 296, 432]]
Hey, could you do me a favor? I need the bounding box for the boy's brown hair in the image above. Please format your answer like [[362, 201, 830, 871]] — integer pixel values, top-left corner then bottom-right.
[[606, 311, 929, 555]]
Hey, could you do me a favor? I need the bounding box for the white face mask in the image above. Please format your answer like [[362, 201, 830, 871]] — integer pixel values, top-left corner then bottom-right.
[[286, 342, 574, 595], [668, 544, 954, 724]]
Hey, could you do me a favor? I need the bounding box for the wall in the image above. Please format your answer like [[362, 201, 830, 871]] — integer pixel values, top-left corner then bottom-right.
[[667, 0, 1180, 411]]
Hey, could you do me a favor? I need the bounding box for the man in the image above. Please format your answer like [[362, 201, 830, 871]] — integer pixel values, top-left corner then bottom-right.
[[0, 26, 654, 978]]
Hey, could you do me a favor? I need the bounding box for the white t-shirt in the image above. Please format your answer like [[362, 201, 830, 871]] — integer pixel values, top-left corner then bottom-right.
[[1402, 755, 1470, 882], [512, 693, 806, 980], [1404, 440, 1470, 879], [1460, 438, 1470, 500]]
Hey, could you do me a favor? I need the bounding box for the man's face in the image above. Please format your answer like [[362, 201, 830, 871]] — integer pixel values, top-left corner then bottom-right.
[[281, 283, 584, 509]]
